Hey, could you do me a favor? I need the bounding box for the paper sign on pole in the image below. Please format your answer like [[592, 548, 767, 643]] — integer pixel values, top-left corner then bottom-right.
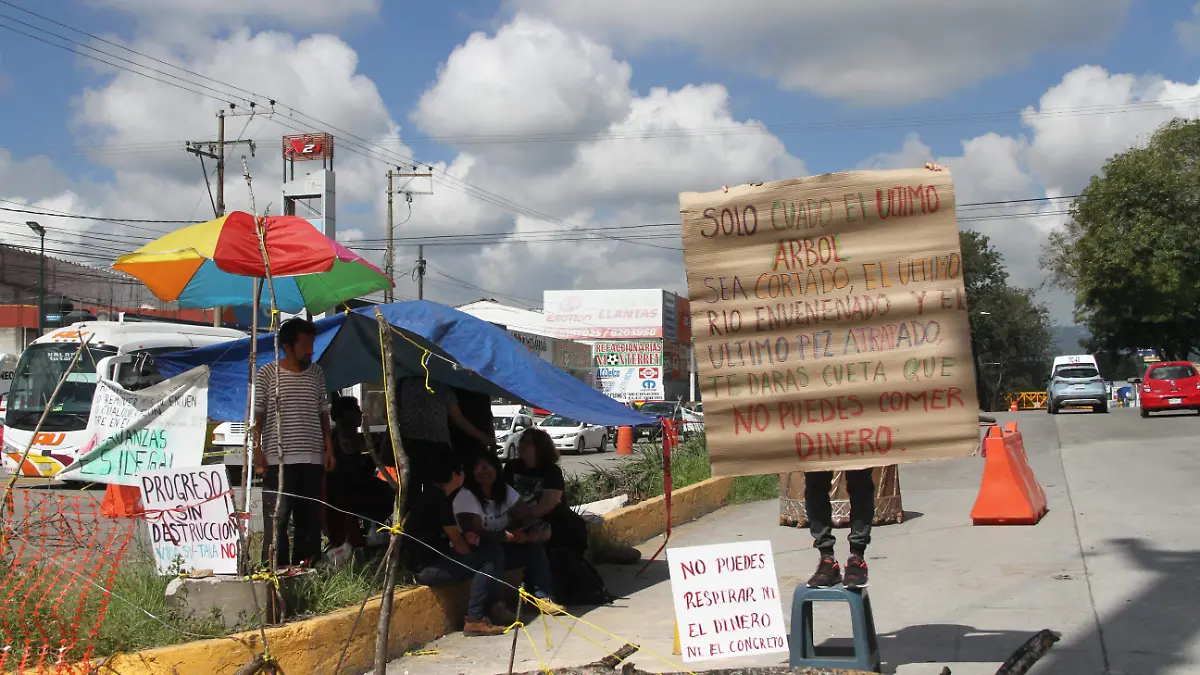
[[58, 366, 209, 485], [667, 540, 788, 662], [138, 466, 238, 575], [679, 168, 979, 478]]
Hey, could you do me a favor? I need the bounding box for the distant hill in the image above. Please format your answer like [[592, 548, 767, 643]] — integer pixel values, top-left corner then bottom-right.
[[1051, 325, 1091, 355]]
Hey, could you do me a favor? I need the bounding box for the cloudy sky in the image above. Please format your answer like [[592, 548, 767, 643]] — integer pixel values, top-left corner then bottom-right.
[[0, 0, 1196, 320]]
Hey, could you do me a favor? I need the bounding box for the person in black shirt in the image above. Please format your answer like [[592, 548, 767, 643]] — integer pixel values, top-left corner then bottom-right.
[[325, 396, 395, 552], [502, 428, 589, 554], [404, 454, 513, 637], [449, 387, 494, 466]]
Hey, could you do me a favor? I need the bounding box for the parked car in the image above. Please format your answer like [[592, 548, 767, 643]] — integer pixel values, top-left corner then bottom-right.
[[1139, 362, 1200, 418], [1047, 360, 1108, 414], [493, 410, 535, 460], [630, 401, 684, 440], [537, 414, 608, 454]]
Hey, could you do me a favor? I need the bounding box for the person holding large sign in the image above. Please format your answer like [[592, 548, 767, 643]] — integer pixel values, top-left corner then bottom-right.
[[679, 165, 978, 592], [253, 318, 335, 568]]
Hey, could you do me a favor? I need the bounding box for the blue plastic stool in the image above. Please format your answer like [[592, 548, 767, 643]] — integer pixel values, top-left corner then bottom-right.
[[789, 584, 882, 673]]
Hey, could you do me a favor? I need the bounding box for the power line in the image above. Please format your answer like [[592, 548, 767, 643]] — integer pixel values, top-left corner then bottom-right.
[[0, 193, 1085, 247]]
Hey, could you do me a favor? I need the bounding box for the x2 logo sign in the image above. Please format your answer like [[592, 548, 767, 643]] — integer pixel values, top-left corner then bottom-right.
[[288, 137, 322, 156], [638, 367, 660, 379]]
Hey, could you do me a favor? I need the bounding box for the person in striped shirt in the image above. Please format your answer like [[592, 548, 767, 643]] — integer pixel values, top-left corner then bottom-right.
[[253, 318, 335, 568]]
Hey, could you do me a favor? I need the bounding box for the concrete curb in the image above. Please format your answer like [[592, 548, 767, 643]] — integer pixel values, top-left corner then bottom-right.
[[62, 477, 737, 675]]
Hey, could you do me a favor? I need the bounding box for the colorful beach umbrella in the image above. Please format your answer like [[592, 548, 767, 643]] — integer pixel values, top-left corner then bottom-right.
[[113, 211, 392, 313]]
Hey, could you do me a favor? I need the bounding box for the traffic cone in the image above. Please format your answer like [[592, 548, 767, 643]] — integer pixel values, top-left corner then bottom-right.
[[616, 427, 634, 455], [971, 422, 1048, 525], [1009, 399, 1019, 412], [100, 484, 144, 518]]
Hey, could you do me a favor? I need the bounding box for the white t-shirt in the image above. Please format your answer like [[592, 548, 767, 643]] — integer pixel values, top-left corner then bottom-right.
[[453, 485, 521, 533]]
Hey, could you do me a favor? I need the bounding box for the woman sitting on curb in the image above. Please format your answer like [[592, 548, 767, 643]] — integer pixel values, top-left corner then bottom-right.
[[454, 454, 566, 621], [402, 454, 514, 637]]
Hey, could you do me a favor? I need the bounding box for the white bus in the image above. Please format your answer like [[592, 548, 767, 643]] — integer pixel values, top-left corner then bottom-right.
[[1, 320, 246, 479]]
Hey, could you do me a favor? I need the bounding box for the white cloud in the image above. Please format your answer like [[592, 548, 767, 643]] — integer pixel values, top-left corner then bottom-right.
[[858, 65, 1200, 319], [510, 0, 1130, 105], [400, 17, 806, 305], [1024, 65, 1200, 195], [412, 15, 633, 169]]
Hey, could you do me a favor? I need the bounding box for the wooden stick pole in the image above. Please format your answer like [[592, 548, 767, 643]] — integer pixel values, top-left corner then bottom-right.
[[373, 308, 406, 674]]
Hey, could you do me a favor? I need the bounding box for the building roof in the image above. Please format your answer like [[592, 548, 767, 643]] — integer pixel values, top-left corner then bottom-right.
[[456, 299, 551, 337]]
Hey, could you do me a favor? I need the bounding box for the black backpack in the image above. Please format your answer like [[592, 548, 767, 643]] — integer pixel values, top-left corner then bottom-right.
[[548, 546, 617, 606]]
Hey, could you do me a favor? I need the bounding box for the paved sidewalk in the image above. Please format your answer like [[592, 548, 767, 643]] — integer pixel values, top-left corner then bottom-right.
[[388, 409, 1200, 675]]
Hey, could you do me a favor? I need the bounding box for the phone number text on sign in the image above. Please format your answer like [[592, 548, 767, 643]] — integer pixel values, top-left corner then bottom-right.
[[667, 540, 788, 662]]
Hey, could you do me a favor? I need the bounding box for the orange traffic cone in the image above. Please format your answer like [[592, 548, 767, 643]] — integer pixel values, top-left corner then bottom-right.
[[971, 422, 1048, 525], [99, 484, 144, 518], [616, 427, 634, 455], [1009, 399, 1019, 412]]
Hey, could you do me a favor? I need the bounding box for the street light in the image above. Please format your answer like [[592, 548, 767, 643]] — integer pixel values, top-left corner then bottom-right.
[[26, 221, 45, 335]]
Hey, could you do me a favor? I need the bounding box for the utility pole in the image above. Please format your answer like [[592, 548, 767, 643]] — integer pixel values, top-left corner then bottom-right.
[[187, 107, 257, 326], [386, 171, 393, 303], [416, 245, 426, 300], [384, 169, 407, 303], [386, 166, 433, 303]]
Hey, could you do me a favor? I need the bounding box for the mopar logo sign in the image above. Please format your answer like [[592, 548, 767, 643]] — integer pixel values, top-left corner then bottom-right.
[[641, 380, 657, 390]]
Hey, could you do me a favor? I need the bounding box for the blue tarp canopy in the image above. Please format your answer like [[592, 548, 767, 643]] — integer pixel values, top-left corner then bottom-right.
[[157, 300, 652, 427]]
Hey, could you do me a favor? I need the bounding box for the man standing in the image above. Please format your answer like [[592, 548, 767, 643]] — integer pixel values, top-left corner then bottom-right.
[[254, 318, 335, 568], [804, 469, 874, 589], [397, 377, 495, 515]]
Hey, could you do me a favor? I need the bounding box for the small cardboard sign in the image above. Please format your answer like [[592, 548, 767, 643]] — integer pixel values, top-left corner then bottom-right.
[[667, 540, 788, 662], [139, 466, 238, 575]]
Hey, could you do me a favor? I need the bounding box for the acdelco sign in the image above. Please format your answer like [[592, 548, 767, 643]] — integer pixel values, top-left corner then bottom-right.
[[543, 289, 667, 340]]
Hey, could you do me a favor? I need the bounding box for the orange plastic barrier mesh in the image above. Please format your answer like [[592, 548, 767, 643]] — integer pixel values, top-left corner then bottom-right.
[[970, 422, 1049, 525], [0, 489, 138, 673]]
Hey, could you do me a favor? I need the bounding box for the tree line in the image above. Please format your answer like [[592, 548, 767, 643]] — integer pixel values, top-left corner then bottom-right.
[[1042, 117, 1200, 364]]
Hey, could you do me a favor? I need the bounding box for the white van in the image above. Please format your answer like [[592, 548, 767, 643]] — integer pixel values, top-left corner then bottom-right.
[[2, 320, 246, 478]]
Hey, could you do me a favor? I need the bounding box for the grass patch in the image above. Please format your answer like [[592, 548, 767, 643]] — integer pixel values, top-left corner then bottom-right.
[[565, 433, 779, 507], [1, 541, 395, 662], [92, 550, 230, 657]]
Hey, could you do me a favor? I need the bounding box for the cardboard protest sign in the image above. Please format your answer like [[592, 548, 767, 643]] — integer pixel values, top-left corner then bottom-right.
[[667, 540, 788, 662], [679, 168, 978, 477], [58, 366, 209, 485], [139, 466, 238, 575]]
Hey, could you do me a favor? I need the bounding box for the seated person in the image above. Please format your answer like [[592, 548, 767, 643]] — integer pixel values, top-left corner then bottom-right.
[[453, 454, 565, 617], [326, 396, 396, 553], [503, 428, 589, 554], [402, 454, 512, 637]]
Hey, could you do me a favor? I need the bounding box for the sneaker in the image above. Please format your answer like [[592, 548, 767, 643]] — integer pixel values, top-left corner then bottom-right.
[[463, 617, 507, 637], [531, 596, 567, 616], [490, 601, 518, 627], [843, 557, 869, 589], [806, 556, 842, 588]]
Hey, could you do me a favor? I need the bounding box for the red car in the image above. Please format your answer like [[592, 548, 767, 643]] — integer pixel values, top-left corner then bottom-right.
[[1140, 361, 1200, 417]]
